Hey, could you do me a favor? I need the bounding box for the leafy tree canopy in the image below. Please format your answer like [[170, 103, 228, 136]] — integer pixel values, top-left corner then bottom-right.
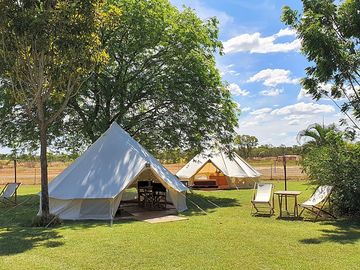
[[234, 134, 258, 159], [0, 0, 109, 217], [282, 0, 360, 129], [57, 0, 238, 154], [0, 0, 108, 151]]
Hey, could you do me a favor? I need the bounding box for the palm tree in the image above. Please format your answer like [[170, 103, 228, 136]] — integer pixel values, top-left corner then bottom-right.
[[297, 123, 337, 148]]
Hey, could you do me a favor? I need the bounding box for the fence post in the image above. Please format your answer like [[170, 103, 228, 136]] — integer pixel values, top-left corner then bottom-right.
[[14, 159, 17, 204], [34, 163, 37, 185]]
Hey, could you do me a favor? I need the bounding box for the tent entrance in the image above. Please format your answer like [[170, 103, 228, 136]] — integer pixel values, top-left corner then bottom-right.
[[117, 168, 175, 214], [192, 161, 230, 189]]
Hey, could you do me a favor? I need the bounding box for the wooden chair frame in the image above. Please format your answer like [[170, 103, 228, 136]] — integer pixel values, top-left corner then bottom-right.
[[299, 186, 336, 221], [0, 182, 21, 206], [137, 181, 153, 208], [152, 183, 167, 209], [251, 183, 274, 216]]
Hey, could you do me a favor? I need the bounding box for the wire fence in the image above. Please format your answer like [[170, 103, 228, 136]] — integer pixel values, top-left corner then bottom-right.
[[0, 160, 307, 185], [0, 160, 70, 185]]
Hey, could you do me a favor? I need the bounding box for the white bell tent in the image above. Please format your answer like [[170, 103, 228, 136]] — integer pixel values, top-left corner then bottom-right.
[[176, 150, 260, 189], [39, 122, 188, 220]]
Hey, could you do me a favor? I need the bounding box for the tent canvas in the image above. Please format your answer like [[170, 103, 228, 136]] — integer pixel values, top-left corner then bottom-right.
[[176, 150, 261, 188], [38, 123, 188, 220]]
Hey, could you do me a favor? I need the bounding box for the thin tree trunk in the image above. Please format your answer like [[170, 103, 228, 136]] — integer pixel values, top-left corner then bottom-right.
[[39, 123, 50, 216]]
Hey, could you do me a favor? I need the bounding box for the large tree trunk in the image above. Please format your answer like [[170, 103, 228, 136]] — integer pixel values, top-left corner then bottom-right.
[[39, 123, 50, 216]]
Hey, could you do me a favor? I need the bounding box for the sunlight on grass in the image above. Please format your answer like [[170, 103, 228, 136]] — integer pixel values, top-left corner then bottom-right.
[[0, 182, 359, 269]]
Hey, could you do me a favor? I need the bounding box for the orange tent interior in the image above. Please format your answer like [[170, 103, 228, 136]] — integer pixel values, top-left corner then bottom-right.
[[193, 162, 229, 189]]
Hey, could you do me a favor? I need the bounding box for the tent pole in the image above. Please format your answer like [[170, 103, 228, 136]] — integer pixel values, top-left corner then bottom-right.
[[110, 201, 113, 227]]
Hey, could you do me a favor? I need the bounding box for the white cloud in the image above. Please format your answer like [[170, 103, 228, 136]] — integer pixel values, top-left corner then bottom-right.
[[223, 28, 301, 54], [275, 28, 297, 37], [235, 103, 251, 113], [237, 106, 341, 146], [228, 83, 249, 96], [284, 114, 312, 120], [260, 88, 283, 96], [218, 64, 239, 77], [288, 119, 300, 125], [271, 102, 335, 116], [248, 69, 298, 87], [297, 88, 313, 100], [249, 107, 272, 115]]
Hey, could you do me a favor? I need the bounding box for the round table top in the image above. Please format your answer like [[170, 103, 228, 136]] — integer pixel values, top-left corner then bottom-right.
[[274, 190, 301, 195]]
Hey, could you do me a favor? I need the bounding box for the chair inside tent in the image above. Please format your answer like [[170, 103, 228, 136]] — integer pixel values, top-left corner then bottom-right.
[[120, 167, 182, 211]]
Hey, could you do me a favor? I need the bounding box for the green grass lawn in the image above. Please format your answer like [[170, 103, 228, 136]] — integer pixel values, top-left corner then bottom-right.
[[1, 181, 359, 269]]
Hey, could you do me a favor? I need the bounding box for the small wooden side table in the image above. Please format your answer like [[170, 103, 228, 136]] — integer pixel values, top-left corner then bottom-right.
[[274, 191, 301, 218]]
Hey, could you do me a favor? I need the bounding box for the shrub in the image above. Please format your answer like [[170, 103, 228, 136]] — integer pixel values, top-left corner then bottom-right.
[[301, 132, 360, 216]]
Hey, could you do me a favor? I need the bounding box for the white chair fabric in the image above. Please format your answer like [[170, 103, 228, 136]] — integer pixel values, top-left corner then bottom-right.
[[253, 183, 273, 203], [301, 185, 333, 206], [1, 183, 19, 198]]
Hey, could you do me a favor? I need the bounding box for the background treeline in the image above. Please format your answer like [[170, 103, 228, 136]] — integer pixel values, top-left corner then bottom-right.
[[0, 142, 302, 164], [0, 153, 78, 163]]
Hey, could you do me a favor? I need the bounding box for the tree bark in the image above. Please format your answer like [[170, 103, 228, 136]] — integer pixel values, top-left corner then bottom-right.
[[39, 123, 50, 216]]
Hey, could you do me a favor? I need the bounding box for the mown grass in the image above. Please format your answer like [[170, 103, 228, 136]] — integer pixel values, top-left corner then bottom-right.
[[0, 182, 359, 269]]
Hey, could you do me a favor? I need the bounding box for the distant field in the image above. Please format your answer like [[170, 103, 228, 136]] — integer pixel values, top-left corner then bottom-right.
[[0, 161, 71, 185], [0, 159, 307, 185]]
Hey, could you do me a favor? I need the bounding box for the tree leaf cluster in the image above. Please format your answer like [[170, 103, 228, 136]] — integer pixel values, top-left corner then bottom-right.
[[301, 129, 360, 216], [282, 0, 360, 126]]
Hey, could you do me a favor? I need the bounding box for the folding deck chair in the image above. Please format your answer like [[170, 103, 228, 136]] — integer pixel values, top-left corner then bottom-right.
[[299, 185, 336, 221], [0, 182, 21, 206], [251, 183, 274, 215]]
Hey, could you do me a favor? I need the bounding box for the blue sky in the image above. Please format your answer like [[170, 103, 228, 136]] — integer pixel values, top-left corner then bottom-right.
[[171, 0, 345, 146]]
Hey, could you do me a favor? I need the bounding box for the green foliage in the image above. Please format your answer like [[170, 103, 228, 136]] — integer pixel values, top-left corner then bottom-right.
[[282, 0, 360, 127], [234, 134, 258, 158], [60, 0, 238, 154], [0, 0, 108, 216], [301, 132, 360, 216], [297, 123, 339, 152], [0, 0, 107, 150], [246, 144, 302, 158], [155, 148, 198, 164]]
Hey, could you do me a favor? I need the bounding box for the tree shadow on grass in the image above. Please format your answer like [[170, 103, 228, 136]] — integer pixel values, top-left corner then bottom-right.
[[182, 191, 240, 216], [299, 219, 360, 245], [0, 194, 132, 255], [0, 194, 66, 255], [60, 218, 136, 230], [0, 227, 64, 256]]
